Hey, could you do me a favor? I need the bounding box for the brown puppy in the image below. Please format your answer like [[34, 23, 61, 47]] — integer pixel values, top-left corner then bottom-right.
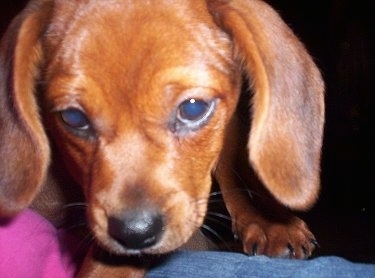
[[0, 0, 324, 276]]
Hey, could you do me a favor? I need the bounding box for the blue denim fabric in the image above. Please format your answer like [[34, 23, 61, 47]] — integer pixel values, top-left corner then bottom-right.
[[147, 251, 375, 278]]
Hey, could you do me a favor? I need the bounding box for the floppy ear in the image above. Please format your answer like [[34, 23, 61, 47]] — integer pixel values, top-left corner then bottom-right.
[[208, 0, 325, 209], [0, 1, 52, 216]]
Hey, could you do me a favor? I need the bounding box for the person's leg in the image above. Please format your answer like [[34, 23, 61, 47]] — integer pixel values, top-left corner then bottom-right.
[[147, 251, 375, 278]]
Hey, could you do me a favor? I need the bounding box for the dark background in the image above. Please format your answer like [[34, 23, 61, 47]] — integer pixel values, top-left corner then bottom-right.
[[1, 0, 374, 263]]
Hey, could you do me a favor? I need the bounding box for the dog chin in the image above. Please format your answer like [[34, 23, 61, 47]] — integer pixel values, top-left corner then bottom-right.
[[98, 233, 190, 256]]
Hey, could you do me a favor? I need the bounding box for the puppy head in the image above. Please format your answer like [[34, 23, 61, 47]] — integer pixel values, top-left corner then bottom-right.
[[39, 0, 240, 254], [0, 0, 324, 255]]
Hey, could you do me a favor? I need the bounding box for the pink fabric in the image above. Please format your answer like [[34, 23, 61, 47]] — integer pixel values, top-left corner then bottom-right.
[[0, 209, 77, 278]]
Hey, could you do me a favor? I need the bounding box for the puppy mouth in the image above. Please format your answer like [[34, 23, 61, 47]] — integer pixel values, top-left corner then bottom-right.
[[90, 197, 207, 255], [106, 208, 166, 255]]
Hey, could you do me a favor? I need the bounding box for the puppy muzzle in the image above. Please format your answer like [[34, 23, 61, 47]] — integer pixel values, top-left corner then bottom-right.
[[107, 209, 165, 251]]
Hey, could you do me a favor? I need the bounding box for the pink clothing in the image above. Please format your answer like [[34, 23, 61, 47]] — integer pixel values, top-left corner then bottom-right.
[[0, 209, 77, 278]]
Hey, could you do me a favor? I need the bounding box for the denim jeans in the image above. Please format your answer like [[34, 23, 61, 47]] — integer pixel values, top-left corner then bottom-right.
[[147, 251, 375, 278]]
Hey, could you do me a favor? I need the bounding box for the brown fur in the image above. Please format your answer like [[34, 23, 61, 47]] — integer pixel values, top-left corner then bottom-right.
[[0, 0, 324, 276]]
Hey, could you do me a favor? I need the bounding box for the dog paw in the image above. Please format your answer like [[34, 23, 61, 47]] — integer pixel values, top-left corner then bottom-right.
[[236, 217, 318, 259]]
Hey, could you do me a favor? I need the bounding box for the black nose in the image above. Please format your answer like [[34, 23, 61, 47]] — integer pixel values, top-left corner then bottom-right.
[[108, 209, 164, 250]]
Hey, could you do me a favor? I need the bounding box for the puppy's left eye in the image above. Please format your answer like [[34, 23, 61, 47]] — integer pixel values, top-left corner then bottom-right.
[[172, 98, 216, 133], [178, 99, 211, 122]]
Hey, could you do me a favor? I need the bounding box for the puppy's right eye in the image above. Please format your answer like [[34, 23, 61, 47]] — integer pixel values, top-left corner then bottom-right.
[[58, 108, 96, 139], [59, 108, 91, 131]]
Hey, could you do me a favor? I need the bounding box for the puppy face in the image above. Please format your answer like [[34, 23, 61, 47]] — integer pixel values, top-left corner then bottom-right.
[[42, 1, 240, 254]]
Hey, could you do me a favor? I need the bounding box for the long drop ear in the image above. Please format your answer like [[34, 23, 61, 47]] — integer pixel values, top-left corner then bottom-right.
[[0, 1, 53, 216], [208, 0, 325, 209]]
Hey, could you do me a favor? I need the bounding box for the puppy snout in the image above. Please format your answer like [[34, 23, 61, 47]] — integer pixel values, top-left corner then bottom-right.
[[108, 209, 164, 250]]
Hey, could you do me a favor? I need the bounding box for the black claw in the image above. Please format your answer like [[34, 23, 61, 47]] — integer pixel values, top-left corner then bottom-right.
[[311, 239, 320, 248], [251, 243, 258, 256], [302, 245, 309, 257], [287, 243, 296, 258]]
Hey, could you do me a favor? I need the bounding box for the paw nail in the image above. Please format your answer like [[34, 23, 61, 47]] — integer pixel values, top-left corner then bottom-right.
[[287, 243, 296, 258], [251, 243, 258, 256], [311, 239, 320, 248], [302, 246, 309, 257]]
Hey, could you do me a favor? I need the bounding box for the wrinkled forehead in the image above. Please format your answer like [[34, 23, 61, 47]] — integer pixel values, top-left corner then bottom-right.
[[41, 0, 237, 117], [44, 0, 232, 75]]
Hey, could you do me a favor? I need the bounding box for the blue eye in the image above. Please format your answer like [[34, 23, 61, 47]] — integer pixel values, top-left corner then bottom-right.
[[60, 108, 90, 130], [178, 99, 211, 122], [171, 98, 216, 134]]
